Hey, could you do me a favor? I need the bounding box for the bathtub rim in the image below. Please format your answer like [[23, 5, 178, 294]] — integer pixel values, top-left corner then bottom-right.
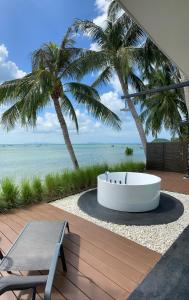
[[98, 172, 161, 187]]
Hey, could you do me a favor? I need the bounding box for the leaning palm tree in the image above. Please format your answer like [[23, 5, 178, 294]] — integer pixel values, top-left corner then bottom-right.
[[140, 67, 188, 138], [74, 15, 148, 153], [0, 28, 121, 169]]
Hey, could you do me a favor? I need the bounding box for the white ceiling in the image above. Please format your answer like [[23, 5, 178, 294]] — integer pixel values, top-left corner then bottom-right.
[[118, 0, 189, 77]]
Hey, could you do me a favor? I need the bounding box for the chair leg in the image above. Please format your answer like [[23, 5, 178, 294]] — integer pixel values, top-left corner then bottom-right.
[[0, 250, 12, 274], [66, 222, 70, 233], [0, 250, 3, 260], [59, 245, 67, 272], [32, 287, 36, 300]]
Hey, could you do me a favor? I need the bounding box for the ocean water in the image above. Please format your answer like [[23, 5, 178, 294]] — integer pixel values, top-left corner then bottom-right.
[[0, 144, 145, 182]]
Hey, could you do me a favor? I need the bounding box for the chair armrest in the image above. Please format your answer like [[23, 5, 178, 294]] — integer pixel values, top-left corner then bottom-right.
[[0, 275, 47, 295]]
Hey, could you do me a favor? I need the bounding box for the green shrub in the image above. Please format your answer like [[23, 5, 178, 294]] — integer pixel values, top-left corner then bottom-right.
[[125, 147, 133, 156], [0, 161, 145, 210], [0, 195, 9, 211], [20, 180, 33, 204], [31, 177, 43, 202], [45, 173, 62, 198], [58, 171, 73, 196], [0, 178, 19, 208]]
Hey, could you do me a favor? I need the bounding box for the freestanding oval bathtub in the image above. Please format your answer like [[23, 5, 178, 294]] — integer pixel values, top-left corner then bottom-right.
[[97, 172, 161, 212]]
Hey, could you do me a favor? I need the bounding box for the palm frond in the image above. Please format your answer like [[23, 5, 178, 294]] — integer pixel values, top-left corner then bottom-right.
[[124, 22, 145, 47], [32, 43, 59, 73], [92, 67, 112, 88], [0, 79, 21, 102], [0, 70, 51, 129], [128, 72, 144, 94], [67, 82, 121, 130], [62, 49, 109, 80], [108, 0, 122, 21], [60, 92, 79, 131], [74, 19, 106, 47], [1, 100, 24, 130], [60, 26, 75, 49]]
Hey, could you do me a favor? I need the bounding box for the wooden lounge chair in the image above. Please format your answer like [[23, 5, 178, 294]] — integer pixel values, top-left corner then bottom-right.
[[0, 220, 69, 300]]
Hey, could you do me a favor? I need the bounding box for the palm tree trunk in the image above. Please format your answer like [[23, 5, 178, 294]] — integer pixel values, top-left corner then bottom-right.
[[180, 70, 189, 115], [52, 97, 79, 169], [116, 71, 147, 155]]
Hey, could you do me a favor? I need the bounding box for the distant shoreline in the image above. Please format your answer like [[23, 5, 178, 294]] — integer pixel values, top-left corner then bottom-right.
[[0, 142, 142, 146]]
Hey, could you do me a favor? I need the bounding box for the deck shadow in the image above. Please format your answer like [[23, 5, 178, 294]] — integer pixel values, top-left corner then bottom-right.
[[78, 189, 184, 226]]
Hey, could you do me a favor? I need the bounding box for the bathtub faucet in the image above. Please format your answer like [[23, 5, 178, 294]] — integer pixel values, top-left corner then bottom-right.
[[105, 171, 110, 182], [125, 172, 128, 184]]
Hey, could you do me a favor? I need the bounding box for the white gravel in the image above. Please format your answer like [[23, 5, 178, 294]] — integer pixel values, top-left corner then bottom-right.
[[51, 190, 189, 254]]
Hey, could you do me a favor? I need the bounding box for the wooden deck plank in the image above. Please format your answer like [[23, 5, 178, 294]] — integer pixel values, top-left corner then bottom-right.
[[23, 204, 159, 270], [8, 205, 159, 291], [64, 238, 136, 292], [63, 248, 129, 299], [42, 204, 160, 263], [5, 208, 130, 298], [0, 211, 124, 299], [0, 203, 160, 299], [57, 262, 114, 300], [13, 208, 143, 284]]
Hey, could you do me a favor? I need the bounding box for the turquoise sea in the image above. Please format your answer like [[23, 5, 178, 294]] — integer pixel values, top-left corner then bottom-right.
[[0, 144, 145, 182]]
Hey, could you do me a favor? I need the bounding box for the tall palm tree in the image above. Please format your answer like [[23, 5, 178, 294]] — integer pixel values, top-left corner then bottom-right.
[[140, 67, 188, 137], [0, 28, 121, 169], [74, 15, 148, 154]]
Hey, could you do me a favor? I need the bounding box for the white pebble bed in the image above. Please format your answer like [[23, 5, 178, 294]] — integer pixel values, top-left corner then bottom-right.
[[51, 190, 189, 254]]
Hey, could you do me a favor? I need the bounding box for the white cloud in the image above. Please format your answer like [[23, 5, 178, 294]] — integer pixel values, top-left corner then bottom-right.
[[0, 44, 26, 83], [35, 109, 103, 136], [0, 44, 8, 62], [89, 42, 101, 52], [93, 0, 110, 27], [101, 90, 123, 113]]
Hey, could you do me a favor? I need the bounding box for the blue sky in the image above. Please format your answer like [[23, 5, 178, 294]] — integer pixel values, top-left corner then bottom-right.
[[0, 0, 169, 144]]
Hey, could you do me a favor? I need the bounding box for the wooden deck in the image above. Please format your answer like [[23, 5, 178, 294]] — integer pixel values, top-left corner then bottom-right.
[[0, 203, 161, 300], [149, 170, 189, 194]]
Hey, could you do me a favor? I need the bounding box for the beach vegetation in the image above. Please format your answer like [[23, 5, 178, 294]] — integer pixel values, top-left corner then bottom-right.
[[20, 180, 33, 204], [0, 178, 19, 208], [125, 147, 133, 156], [31, 176, 43, 202], [0, 161, 145, 210]]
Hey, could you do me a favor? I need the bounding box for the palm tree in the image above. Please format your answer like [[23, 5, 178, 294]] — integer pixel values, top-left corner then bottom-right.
[[74, 15, 149, 154], [109, 0, 189, 118], [0, 28, 121, 169], [140, 67, 188, 138]]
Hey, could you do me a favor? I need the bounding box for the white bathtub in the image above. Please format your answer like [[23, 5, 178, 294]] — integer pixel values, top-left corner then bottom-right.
[[97, 172, 161, 212]]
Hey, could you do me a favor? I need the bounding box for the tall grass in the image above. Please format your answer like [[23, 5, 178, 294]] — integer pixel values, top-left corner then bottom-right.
[[0, 178, 19, 208], [20, 180, 33, 204], [32, 177, 43, 202], [0, 161, 145, 211]]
